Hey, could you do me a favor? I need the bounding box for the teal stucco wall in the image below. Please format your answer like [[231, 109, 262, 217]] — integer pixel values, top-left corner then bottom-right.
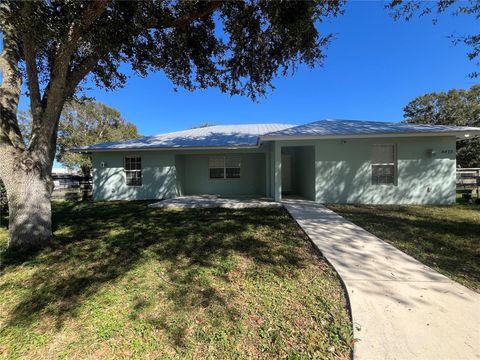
[[91, 151, 179, 200], [314, 136, 456, 204], [178, 152, 266, 196], [91, 135, 456, 204], [91, 149, 267, 200], [273, 135, 457, 204]]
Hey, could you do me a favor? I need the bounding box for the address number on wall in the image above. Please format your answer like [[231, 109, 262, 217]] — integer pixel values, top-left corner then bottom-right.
[[441, 149, 454, 154]]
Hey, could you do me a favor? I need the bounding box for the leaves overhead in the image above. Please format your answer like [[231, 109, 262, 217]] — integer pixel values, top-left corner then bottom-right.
[[2, 0, 345, 103], [403, 85, 480, 167], [386, 0, 480, 77], [0, 1, 346, 248]]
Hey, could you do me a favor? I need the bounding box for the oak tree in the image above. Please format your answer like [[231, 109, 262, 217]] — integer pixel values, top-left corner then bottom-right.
[[403, 85, 480, 167], [57, 100, 140, 177], [0, 0, 344, 250]]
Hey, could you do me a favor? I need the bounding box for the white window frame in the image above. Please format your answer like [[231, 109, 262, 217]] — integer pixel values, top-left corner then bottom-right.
[[371, 144, 396, 186], [124, 156, 142, 187], [209, 156, 241, 179]]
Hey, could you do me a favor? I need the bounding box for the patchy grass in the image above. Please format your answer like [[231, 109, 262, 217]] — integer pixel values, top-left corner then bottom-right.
[[327, 203, 480, 292], [0, 201, 352, 359]]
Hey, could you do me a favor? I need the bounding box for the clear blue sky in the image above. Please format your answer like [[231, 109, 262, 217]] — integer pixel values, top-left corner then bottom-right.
[[21, 1, 479, 136]]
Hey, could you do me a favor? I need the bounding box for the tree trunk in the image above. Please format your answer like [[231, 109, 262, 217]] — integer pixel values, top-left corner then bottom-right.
[[2, 152, 53, 251], [81, 164, 91, 178]]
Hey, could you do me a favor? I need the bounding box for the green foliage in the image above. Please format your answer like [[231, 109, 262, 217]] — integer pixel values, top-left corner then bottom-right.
[[387, 0, 479, 77], [2, 1, 345, 101], [457, 138, 480, 167], [403, 85, 480, 167], [56, 100, 140, 175]]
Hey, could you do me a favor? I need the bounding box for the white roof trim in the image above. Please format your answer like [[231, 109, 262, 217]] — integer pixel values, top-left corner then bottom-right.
[[74, 145, 261, 153], [73, 123, 293, 152], [72, 119, 480, 153], [260, 131, 480, 142]]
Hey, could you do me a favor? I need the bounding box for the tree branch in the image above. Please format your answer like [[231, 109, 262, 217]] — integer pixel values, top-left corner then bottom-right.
[[33, 1, 109, 155], [0, 25, 25, 150], [43, 0, 109, 109], [31, 0, 221, 156], [23, 37, 41, 115], [21, 2, 41, 123], [65, 1, 223, 97], [65, 54, 99, 97], [160, 1, 222, 29], [55, 0, 109, 74]]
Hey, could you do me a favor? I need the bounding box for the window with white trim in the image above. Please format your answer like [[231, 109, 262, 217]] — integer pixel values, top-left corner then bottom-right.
[[209, 157, 225, 179], [225, 157, 241, 178], [209, 156, 241, 179], [371, 144, 396, 185], [125, 156, 142, 186]]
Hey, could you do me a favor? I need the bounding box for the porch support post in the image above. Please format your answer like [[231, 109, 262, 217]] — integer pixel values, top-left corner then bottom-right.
[[314, 143, 319, 202], [274, 141, 282, 202]]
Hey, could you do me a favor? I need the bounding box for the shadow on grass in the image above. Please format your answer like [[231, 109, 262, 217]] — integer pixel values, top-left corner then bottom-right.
[[328, 204, 480, 290], [0, 210, 7, 234], [0, 201, 311, 344]]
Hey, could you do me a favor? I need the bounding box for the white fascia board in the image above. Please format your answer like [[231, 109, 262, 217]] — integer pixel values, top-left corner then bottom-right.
[[72, 145, 261, 154], [72, 130, 480, 153], [260, 131, 480, 142]]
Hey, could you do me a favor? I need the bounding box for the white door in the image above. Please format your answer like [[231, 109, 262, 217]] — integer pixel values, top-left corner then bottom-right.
[[282, 154, 292, 194]]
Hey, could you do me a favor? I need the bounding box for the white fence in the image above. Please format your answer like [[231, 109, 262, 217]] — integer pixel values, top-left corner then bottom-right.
[[456, 168, 480, 189]]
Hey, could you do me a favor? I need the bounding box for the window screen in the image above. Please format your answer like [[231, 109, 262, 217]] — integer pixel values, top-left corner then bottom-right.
[[225, 157, 241, 179], [125, 156, 142, 186], [209, 157, 225, 179], [209, 156, 241, 179], [371, 145, 396, 185]]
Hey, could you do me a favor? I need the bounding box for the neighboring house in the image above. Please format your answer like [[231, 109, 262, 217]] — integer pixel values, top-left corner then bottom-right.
[[74, 119, 480, 204]]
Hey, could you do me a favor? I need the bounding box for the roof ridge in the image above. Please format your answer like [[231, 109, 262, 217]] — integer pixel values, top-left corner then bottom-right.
[[73, 120, 480, 152], [73, 123, 296, 151], [147, 123, 296, 137]]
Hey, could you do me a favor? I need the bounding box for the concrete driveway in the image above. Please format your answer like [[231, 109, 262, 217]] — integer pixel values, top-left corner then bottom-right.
[[283, 199, 480, 360]]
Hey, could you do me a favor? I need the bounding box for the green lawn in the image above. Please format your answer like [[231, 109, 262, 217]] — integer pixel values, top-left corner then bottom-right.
[[0, 202, 352, 359], [327, 203, 480, 292]]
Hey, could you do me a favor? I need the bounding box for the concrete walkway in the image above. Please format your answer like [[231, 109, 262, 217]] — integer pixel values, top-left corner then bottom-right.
[[283, 199, 480, 360]]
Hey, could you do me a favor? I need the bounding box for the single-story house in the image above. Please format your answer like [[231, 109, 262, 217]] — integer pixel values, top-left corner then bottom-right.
[[75, 119, 480, 204]]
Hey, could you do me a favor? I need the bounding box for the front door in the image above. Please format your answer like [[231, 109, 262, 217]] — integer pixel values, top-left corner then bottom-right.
[[282, 154, 292, 194]]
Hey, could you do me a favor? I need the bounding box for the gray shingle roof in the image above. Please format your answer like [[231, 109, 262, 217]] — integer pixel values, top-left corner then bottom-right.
[[263, 119, 480, 138], [76, 123, 294, 151]]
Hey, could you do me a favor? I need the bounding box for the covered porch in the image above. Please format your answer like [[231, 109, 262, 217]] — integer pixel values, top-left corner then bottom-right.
[[174, 150, 269, 198], [172, 143, 317, 202]]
